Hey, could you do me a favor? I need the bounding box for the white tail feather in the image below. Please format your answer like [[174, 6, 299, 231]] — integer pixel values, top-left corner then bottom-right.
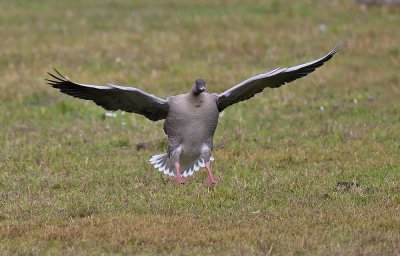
[[199, 158, 205, 167], [149, 154, 215, 178]]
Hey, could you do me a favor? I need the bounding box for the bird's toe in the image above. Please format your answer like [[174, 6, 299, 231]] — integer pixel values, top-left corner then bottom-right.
[[203, 176, 220, 185]]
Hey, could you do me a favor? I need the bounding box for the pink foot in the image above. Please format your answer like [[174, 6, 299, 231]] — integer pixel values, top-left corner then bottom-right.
[[174, 162, 187, 184], [175, 176, 188, 184], [203, 176, 220, 185]]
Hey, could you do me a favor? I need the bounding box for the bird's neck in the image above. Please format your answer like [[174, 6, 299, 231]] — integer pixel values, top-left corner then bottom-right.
[[191, 90, 201, 97], [192, 88, 206, 97]]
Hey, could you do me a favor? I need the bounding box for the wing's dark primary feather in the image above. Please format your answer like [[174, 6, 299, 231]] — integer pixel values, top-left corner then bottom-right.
[[217, 42, 346, 112], [46, 69, 169, 121]]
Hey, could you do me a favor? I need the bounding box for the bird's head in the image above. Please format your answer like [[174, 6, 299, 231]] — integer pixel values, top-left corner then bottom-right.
[[192, 79, 206, 96]]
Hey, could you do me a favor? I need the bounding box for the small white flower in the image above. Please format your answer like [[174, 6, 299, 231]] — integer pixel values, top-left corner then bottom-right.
[[318, 24, 327, 33], [105, 112, 117, 118]]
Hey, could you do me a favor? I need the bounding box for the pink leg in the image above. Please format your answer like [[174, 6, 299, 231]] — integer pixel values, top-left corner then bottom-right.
[[204, 162, 220, 185], [174, 162, 187, 184]]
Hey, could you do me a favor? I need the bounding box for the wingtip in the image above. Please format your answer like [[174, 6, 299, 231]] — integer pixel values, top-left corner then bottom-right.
[[331, 41, 347, 55], [53, 68, 68, 80]]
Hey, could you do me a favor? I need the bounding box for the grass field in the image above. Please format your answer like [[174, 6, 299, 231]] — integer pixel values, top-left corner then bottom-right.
[[1, 0, 399, 255]]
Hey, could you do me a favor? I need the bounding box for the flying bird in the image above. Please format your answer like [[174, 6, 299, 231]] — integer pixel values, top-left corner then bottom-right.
[[46, 42, 346, 185]]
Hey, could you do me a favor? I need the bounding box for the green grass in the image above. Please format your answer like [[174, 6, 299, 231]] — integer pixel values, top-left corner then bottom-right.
[[1, 0, 399, 255]]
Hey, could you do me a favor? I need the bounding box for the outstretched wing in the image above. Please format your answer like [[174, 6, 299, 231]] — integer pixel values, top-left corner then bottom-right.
[[216, 42, 346, 112], [46, 69, 169, 121]]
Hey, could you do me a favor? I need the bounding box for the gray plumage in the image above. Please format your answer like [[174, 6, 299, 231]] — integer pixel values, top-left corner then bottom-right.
[[158, 92, 219, 176], [47, 43, 345, 179]]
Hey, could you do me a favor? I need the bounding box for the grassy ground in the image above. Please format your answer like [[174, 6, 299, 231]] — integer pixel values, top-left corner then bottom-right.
[[1, 0, 399, 255]]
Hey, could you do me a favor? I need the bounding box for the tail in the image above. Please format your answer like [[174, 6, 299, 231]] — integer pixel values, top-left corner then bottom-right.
[[149, 154, 214, 177], [149, 154, 175, 177]]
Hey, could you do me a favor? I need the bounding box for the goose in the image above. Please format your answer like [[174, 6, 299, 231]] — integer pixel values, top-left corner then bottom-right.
[[46, 42, 346, 184]]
